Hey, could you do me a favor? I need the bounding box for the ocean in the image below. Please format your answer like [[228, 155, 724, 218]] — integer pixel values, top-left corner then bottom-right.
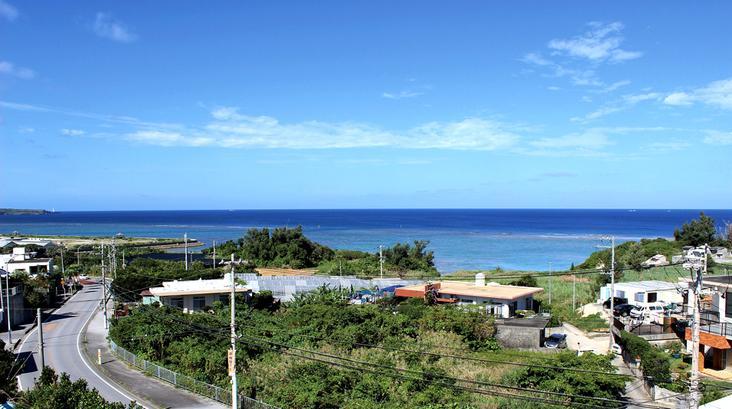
[[1, 209, 730, 272]]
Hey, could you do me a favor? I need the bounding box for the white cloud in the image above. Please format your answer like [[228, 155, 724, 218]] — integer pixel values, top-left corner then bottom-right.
[[93, 12, 137, 43], [521, 53, 552, 66], [647, 141, 690, 151], [704, 131, 732, 145], [382, 90, 424, 99], [597, 80, 631, 93], [548, 22, 642, 63], [61, 128, 86, 136], [0, 0, 17, 21], [0, 60, 34, 79], [124, 107, 521, 150], [530, 130, 612, 150], [547, 86, 561, 91], [664, 78, 732, 110], [572, 92, 661, 122], [18, 126, 34, 133], [663, 92, 693, 106]]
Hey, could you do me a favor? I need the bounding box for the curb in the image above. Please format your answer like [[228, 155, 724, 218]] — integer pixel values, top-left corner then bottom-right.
[[79, 305, 158, 409]]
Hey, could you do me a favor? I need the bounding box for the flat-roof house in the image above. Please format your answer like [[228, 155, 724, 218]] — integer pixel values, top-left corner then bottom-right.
[[599, 280, 682, 306], [394, 273, 543, 318], [681, 276, 732, 372], [0, 247, 53, 276], [146, 273, 251, 312]]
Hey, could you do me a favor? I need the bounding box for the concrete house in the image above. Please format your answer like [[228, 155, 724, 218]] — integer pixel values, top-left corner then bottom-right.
[[145, 273, 251, 312], [0, 247, 54, 276], [395, 273, 543, 318], [684, 275, 732, 372], [599, 280, 682, 306], [641, 254, 669, 268]]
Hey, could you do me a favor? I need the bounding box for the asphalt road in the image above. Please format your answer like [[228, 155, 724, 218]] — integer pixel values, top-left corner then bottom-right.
[[16, 282, 134, 406]]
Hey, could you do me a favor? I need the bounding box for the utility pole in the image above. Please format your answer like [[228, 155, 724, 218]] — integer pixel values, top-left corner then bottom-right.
[[184, 233, 189, 271], [379, 245, 384, 279], [548, 262, 553, 305], [122, 249, 125, 269], [60, 247, 66, 297], [76, 248, 80, 265], [37, 308, 45, 369], [212, 240, 216, 269], [5, 272, 11, 345], [597, 236, 616, 350], [572, 272, 577, 312], [101, 244, 108, 330], [689, 244, 707, 409], [229, 254, 238, 409]]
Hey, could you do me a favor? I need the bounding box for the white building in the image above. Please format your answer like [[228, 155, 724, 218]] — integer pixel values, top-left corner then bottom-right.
[[145, 273, 252, 312], [641, 254, 669, 268], [395, 273, 543, 318], [0, 247, 54, 276], [599, 280, 682, 306]]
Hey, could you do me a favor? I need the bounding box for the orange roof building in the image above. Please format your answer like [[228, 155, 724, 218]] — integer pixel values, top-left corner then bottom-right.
[[394, 273, 543, 318]]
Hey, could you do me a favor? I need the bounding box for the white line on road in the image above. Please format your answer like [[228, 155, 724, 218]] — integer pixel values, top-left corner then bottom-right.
[[76, 290, 144, 407]]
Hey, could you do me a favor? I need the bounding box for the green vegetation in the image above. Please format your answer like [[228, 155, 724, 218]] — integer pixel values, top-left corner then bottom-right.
[[208, 226, 439, 277], [207, 227, 334, 269], [619, 331, 671, 385], [15, 367, 139, 408], [502, 352, 625, 407], [674, 212, 717, 247], [110, 287, 621, 408], [0, 208, 49, 215]]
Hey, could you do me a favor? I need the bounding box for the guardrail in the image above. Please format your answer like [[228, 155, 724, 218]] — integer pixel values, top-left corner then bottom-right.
[[109, 340, 278, 409]]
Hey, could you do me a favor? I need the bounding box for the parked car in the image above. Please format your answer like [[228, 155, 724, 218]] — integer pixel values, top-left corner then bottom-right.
[[544, 333, 567, 349], [630, 303, 666, 324], [610, 343, 622, 355], [664, 302, 683, 314], [613, 303, 635, 317], [603, 297, 629, 309]]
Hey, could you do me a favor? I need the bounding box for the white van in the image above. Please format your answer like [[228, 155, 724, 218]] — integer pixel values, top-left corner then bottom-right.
[[630, 302, 666, 324]]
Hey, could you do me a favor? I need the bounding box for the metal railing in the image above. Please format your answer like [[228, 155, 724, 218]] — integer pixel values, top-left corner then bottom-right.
[[109, 340, 278, 409]]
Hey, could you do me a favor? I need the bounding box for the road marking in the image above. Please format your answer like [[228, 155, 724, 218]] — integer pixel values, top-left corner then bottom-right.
[[76, 288, 147, 408]]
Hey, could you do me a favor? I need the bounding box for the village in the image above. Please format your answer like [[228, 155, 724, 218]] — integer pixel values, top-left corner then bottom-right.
[[2, 227, 732, 408]]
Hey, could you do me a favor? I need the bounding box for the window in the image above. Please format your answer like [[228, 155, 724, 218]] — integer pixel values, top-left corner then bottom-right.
[[634, 293, 644, 302], [647, 292, 658, 303], [726, 292, 732, 319], [168, 297, 184, 309], [219, 294, 229, 303], [616, 290, 625, 299], [193, 296, 206, 310]]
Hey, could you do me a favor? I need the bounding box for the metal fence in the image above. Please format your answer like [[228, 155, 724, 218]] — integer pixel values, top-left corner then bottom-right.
[[109, 340, 278, 409]]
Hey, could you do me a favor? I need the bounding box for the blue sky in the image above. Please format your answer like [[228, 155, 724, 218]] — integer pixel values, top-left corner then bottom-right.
[[1, 1, 731, 210]]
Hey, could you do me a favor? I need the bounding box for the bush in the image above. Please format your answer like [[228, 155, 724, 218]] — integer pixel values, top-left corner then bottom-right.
[[619, 331, 671, 384]]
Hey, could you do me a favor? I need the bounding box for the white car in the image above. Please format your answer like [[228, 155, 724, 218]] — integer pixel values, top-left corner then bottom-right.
[[611, 343, 622, 355], [630, 303, 666, 324]]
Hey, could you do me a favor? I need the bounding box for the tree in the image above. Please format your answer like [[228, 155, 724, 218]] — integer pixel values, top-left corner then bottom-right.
[[17, 367, 139, 408], [674, 212, 716, 247], [0, 340, 17, 403], [624, 242, 646, 272], [509, 274, 537, 287]]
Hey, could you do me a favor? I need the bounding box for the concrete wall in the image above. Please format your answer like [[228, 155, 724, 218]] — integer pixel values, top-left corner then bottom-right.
[[495, 324, 545, 349], [161, 292, 251, 312], [0, 286, 32, 328]]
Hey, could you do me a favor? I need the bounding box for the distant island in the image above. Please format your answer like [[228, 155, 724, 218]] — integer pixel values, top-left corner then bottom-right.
[[0, 208, 51, 215]]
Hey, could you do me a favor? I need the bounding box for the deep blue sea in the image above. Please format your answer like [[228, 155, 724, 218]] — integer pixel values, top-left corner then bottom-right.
[[1, 209, 730, 272]]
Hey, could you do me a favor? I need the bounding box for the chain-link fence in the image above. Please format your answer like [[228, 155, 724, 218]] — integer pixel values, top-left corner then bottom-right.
[[109, 340, 278, 409]]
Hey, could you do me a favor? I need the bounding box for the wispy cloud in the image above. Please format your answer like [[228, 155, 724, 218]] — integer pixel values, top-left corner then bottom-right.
[[93, 12, 137, 43], [0, 0, 17, 21], [18, 126, 35, 134], [382, 90, 424, 100], [647, 140, 690, 151], [663, 78, 732, 110], [548, 22, 642, 63], [129, 107, 521, 150], [0, 60, 34, 79], [704, 131, 732, 145], [572, 92, 661, 122], [61, 128, 86, 136], [522, 22, 640, 92]]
